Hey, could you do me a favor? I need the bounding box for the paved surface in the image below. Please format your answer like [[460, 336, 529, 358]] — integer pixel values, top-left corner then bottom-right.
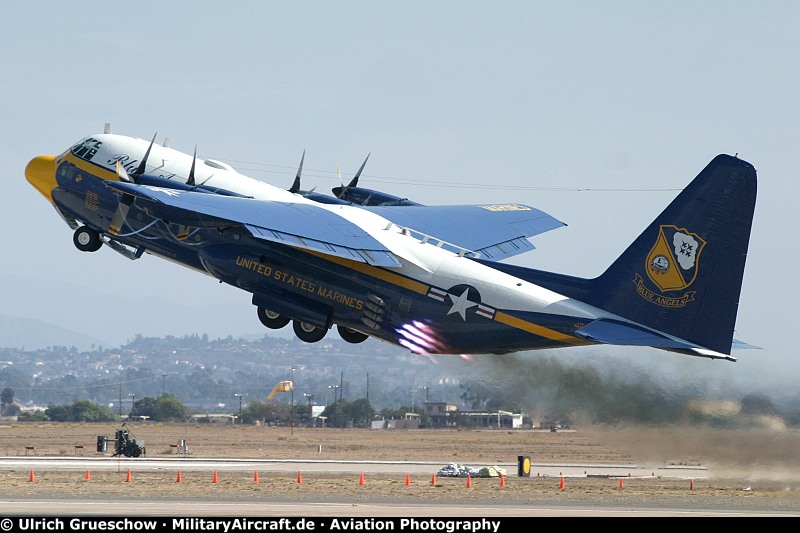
[[1, 456, 795, 518], [0, 455, 709, 479]]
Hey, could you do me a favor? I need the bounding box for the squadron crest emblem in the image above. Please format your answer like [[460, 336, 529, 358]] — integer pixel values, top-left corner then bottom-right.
[[634, 225, 706, 307]]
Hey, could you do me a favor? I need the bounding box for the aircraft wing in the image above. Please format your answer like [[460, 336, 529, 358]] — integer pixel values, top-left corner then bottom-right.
[[105, 182, 562, 265], [104, 182, 402, 267], [362, 204, 566, 260]]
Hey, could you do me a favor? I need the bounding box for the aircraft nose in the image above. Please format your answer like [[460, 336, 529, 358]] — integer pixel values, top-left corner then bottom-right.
[[25, 155, 58, 203]]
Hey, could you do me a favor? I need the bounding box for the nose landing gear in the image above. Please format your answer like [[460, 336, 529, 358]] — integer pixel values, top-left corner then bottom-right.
[[73, 226, 103, 252]]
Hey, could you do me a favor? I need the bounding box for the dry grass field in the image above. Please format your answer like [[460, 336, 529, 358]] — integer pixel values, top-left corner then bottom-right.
[[1, 422, 799, 512], [2, 422, 634, 463]]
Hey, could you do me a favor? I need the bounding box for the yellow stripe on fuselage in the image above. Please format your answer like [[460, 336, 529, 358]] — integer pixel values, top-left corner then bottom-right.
[[494, 311, 588, 345], [302, 249, 430, 295], [63, 153, 121, 182], [303, 249, 586, 345]]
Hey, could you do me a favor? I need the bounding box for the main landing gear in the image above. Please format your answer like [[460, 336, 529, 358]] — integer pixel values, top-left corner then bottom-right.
[[337, 325, 368, 344], [293, 320, 327, 343], [257, 307, 291, 329], [255, 307, 369, 344]]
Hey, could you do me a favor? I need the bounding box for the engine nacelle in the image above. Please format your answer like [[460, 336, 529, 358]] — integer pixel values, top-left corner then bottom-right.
[[330, 186, 421, 206]]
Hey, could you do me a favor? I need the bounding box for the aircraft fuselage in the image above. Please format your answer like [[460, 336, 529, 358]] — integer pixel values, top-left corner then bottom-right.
[[25, 131, 757, 360]]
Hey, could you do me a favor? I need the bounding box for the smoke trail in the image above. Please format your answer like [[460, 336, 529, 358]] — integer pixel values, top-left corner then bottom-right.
[[442, 350, 719, 425]]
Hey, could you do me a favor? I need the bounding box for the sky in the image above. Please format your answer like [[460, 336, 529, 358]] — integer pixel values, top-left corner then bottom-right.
[[2, 2, 798, 394]]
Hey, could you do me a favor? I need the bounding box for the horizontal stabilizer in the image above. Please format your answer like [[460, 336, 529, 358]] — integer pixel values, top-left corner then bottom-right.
[[575, 318, 698, 349], [575, 319, 738, 361], [731, 338, 761, 350]]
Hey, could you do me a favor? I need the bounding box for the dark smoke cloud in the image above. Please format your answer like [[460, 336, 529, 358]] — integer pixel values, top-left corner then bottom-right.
[[437, 349, 796, 426]]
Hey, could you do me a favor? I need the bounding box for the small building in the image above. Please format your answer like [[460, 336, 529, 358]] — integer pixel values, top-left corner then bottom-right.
[[372, 412, 420, 429], [421, 403, 524, 428], [424, 402, 459, 427], [191, 413, 236, 424]]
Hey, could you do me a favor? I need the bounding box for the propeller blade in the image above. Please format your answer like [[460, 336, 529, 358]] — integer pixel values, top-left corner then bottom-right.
[[132, 132, 157, 180], [187, 146, 197, 187], [349, 153, 370, 188], [289, 150, 305, 193], [333, 164, 345, 197], [333, 154, 370, 198], [115, 161, 132, 183]]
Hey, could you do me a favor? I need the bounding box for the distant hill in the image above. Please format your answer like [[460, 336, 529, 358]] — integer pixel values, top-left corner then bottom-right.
[[0, 273, 279, 349], [0, 313, 110, 350]]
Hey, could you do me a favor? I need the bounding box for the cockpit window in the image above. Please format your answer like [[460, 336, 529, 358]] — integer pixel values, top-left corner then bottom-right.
[[71, 137, 103, 161]]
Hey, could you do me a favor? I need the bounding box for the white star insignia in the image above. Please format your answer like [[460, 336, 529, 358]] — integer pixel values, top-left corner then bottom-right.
[[447, 288, 477, 321]]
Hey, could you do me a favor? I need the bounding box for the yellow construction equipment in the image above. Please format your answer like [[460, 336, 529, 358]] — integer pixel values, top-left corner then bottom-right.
[[267, 381, 294, 400]]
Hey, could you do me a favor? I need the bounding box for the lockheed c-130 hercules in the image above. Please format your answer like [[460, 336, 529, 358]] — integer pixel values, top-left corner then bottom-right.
[[25, 125, 756, 361]]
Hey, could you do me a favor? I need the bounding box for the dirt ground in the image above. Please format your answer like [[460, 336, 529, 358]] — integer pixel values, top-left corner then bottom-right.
[[1, 422, 799, 513]]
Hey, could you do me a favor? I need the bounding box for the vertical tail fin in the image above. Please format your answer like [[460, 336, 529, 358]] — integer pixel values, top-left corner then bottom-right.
[[587, 154, 757, 354], [481, 154, 757, 356]]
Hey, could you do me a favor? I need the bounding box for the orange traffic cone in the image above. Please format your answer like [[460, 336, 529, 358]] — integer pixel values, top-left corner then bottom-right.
[[125, 470, 132, 482], [212, 470, 219, 483], [297, 471, 303, 484], [466, 474, 472, 488], [431, 473, 437, 485], [176, 471, 182, 483], [690, 479, 695, 491], [358, 472, 365, 485], [28, 469, 35, 482], [405, 473, 411, 486], [619, 478, 624, 489], [559, 476, 565, 489], [499, 474, 506, 487], [254, 471, 260, 483], [85, 470, 91, 481]]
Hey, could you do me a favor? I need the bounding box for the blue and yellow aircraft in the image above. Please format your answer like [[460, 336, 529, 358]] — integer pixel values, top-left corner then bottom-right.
[[25, 126, 756, 360]]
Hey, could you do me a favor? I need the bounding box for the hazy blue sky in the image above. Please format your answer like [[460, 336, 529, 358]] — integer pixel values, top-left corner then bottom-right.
[[2, 2, 797, 391]]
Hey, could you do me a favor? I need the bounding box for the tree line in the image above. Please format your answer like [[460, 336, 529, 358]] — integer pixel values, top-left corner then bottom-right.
[[7, 386, 422, 429]]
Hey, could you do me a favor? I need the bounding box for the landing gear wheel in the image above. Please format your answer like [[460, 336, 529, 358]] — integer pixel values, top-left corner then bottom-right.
[[337, 325, 369, 344], [293, 320, 327, 343], [73, 226, 102, 252], [257, 307, 290, 329]]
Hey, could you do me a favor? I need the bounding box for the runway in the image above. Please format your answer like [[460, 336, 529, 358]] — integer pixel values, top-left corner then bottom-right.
[[2, 456, 795, 518], [0, 455, 708, 479]]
